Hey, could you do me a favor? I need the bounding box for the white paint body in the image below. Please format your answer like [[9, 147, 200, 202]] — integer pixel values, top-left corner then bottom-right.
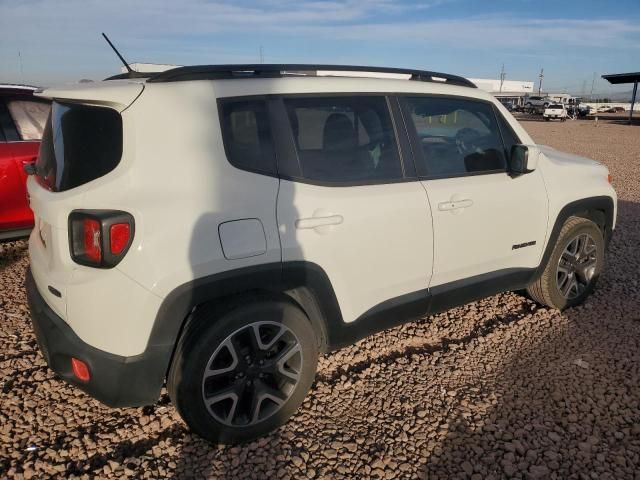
[[28, 74, 616, 357]]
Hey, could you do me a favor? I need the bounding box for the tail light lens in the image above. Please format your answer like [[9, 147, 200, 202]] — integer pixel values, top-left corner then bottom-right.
[[82, 219, 102, 263], [69, 210, 134, 268], [110, 223, 131, 255]]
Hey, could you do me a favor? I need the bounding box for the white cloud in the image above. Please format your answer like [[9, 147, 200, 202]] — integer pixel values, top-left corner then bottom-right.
[[0, 0, 638, 83]]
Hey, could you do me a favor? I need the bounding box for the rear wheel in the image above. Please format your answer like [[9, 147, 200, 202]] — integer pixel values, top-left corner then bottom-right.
[[527, 217, 604, 310], [168, 299, 318, 444]]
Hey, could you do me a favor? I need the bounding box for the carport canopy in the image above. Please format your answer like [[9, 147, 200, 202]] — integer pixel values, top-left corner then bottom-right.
[[602, 72, 640, 124]]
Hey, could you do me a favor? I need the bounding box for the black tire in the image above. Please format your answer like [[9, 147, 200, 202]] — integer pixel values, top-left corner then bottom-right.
[[527, 217, 604, 310], [168, 298, 318, 444]]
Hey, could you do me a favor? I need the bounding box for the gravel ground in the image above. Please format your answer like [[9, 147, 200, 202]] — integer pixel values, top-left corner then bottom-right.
[[2, 115, 640, 479]]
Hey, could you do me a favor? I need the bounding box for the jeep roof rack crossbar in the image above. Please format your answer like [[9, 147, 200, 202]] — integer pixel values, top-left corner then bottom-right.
[[146, 64, 476, 88]]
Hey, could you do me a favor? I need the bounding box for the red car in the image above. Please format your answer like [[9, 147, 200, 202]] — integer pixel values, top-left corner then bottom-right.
[[0, 85, 50, 241]]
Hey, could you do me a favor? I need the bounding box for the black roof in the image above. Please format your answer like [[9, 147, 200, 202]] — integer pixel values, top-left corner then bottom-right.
[[602, 72, 640, 85], [141, 64, 476, 88]]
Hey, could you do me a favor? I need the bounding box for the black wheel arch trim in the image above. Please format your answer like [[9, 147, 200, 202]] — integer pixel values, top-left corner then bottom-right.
[[532, 195, 615, 282]]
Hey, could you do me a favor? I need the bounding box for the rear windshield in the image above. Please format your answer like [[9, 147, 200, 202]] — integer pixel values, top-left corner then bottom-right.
[[548, 105, 563, 109], [36, 102, 122, 191]]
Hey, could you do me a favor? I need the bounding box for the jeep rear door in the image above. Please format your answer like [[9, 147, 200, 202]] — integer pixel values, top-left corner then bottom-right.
[[275, 95, 434, 324], [400, 95, 548, 291]]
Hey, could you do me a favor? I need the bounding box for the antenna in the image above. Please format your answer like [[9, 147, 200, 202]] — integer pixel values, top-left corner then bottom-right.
[[102, 32, 133, 74]]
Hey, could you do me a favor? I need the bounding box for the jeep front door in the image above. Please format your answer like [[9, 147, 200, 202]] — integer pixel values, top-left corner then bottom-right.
[[401, 95, 548, 289]]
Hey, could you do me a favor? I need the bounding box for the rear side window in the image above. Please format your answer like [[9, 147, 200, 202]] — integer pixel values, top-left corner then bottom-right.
[[403, 96, 507, 178], [7, 99, 50, 140], [36, 102, 122, 192], [220, 100, 276, 175], [284, 96, 402, 184]]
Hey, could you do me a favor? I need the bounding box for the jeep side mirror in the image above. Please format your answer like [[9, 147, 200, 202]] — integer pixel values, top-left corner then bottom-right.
[[508, 144, 531, 177]]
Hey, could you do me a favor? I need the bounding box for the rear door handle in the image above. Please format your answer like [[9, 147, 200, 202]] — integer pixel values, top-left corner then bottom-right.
[[438, 199, 473, 211], [295, 215, 344, 230]]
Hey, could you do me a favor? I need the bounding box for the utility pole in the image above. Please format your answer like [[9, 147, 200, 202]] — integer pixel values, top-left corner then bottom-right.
[[499, 64, 506, 93], [590, 72, 598, 125], [259, 45, 264, 64], [538, 68, 544, 95]]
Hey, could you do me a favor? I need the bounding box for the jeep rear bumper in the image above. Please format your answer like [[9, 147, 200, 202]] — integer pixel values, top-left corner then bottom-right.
[[25, 268, 166, 407]]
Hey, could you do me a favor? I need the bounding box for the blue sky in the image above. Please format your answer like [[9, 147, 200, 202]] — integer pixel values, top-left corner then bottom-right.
[[1, 0, 639, 93]]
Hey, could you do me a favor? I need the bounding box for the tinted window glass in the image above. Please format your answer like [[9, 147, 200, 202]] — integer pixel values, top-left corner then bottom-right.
[[284, 96, 402, 183], [404, 97, 507, 177], [0, 101, 20, 142], [36, 102, 122, 191], [495, 109, 520, 156], [7, 99, 50, 140], [220, 100, 275, 175]]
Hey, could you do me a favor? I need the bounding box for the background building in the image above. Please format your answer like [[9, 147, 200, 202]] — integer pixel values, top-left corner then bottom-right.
[[469, 78, 535, 106]]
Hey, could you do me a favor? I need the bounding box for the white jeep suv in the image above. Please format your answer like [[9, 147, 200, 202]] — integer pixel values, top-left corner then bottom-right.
[[25, 64, 616, 444]]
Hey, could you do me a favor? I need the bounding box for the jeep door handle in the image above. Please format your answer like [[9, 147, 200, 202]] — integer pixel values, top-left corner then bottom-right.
[[438, 199, 473, 211], [295, 215, 344, 230]]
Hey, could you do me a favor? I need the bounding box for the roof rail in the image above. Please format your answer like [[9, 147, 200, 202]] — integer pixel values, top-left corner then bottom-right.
[[146, 64, 476, 88], [104, 71, 157, 81]]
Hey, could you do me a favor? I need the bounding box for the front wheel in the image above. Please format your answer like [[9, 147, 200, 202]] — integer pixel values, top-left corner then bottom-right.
[[527, 217, 604, 310], [168, 299, 319, 444]]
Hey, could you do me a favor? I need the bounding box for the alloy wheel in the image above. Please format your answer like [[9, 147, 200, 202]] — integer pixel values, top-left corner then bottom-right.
[[556, 233, 598, 300], [201, 321, 303, 427]]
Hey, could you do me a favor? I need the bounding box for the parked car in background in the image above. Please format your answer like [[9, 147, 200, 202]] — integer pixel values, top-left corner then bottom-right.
[[543, 104, 567, 121], [597, 106, 624, 113], [525, 96, 551, 111], [0, 85, 50, 241], [578, 105, 592, 117], [497, 98, 516, 112], [502, 101, 516, 112]]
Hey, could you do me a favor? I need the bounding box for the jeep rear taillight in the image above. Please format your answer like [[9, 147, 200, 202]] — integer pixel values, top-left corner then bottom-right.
[[82, 218, 102, 263], [109, 223, 131, 255], [69, 210, 135, 268]]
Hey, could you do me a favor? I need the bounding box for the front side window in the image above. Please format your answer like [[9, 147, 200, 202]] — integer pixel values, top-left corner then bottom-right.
[[284, 96, 402, 183], [403, 96, 507, 177], [220, 100, 275, 175]]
